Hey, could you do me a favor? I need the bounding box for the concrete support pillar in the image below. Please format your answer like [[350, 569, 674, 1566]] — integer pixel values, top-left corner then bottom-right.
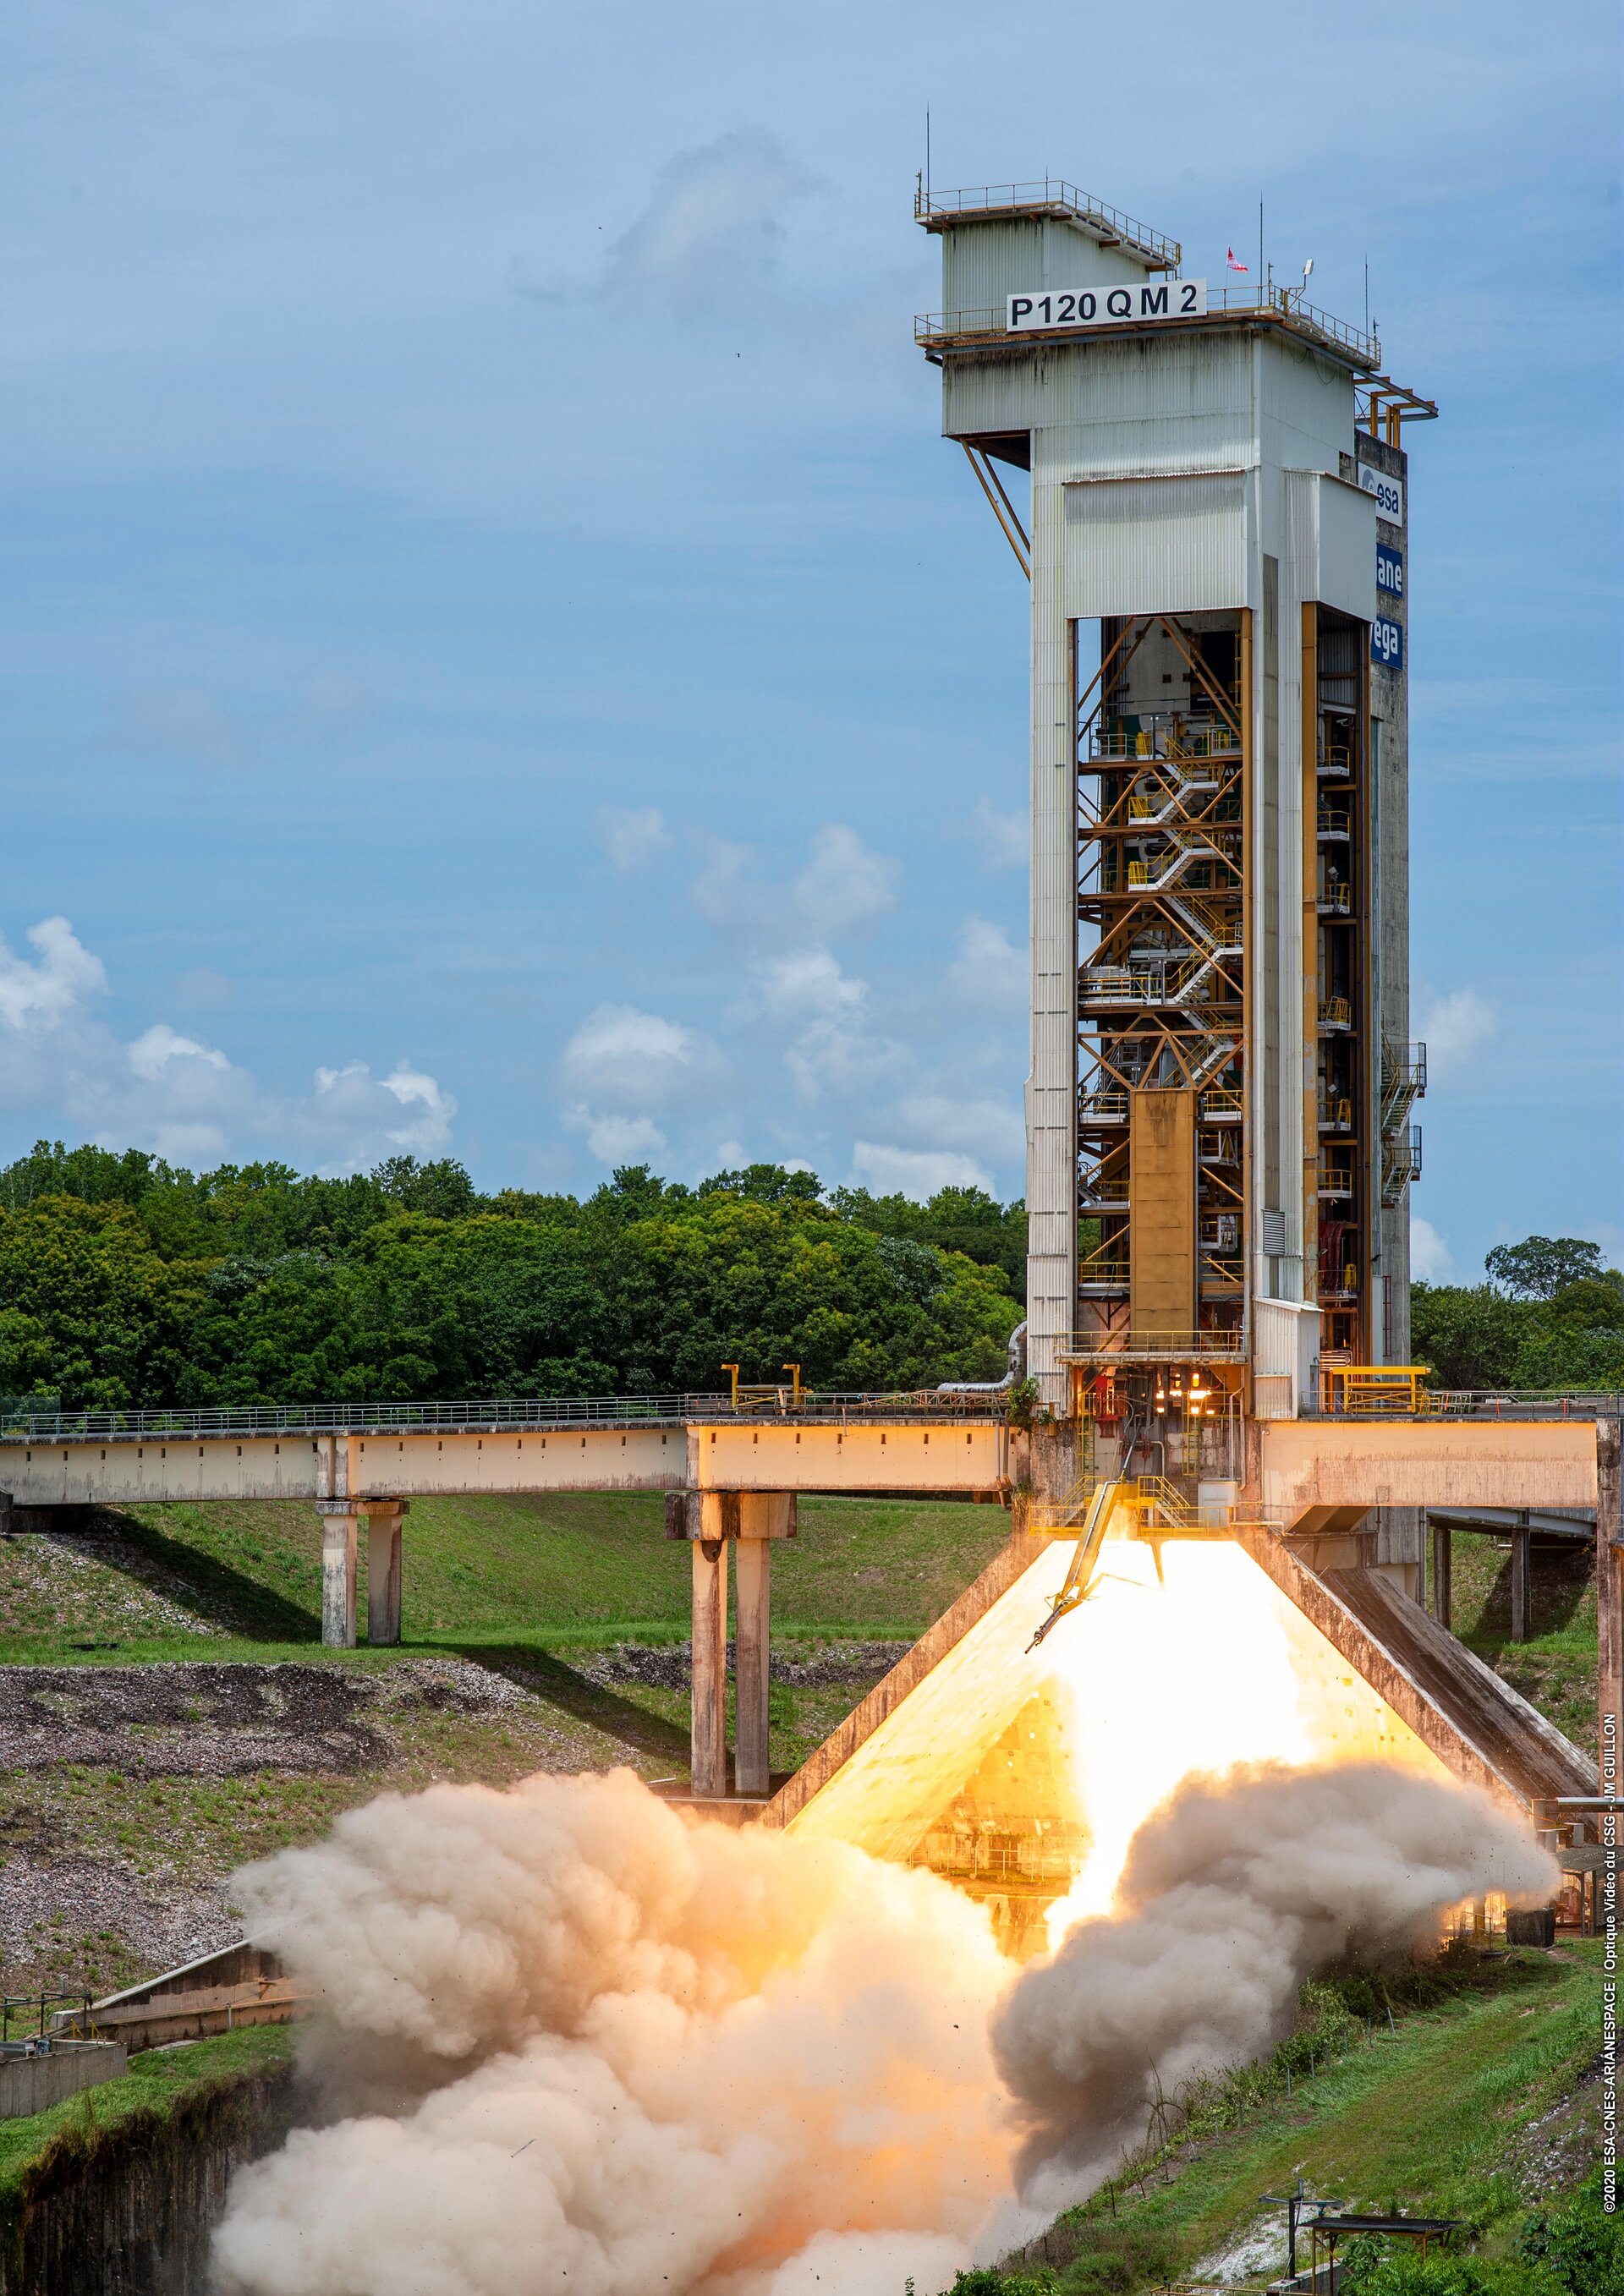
[[319, 1509, 358, 1648], [365, 1503, 408, 1647], [667, 1490, 795, 1799], [1598, 1417, 1622, 1799], [1510, 1514, 1531, 1644], [1430, 1519, 1451, 1632], [733, 1538, 771, 1799], [689, 1537, 729, 1800]]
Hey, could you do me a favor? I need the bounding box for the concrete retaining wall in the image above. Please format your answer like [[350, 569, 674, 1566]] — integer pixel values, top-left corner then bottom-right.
[[0, 2043, 125, 2123]]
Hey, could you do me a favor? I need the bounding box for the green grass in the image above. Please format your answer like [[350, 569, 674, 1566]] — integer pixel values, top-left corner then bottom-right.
[[0, 2023, 295, 2200], [1447, 1529, 1596, 1745], [1018, 1944, 1605, 2292], [0, 1491, 1012, 1662]]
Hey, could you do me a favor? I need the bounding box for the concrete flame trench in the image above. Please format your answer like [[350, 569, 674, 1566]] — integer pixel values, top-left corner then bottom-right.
[[2, 1407, 1614, 1860]]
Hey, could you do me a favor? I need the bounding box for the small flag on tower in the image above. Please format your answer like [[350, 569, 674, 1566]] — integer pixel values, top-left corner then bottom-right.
[[1226, 249, 1249, 272]]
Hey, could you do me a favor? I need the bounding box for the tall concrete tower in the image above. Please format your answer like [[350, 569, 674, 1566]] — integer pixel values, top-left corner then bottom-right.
[[918, 179, 1435, 1456]]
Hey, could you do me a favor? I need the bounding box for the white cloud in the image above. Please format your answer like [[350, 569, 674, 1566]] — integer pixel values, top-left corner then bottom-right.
[[560, 1002, 720, 1108], [946, 918, 1026, 1011], [1410, 1215, 1454, 1281], [309, 1061, 458, 1164], [564, 1108, 668, 1165], [599, 806, 672, 872], [0, 911, 458, 1175], [889, 1091, 1023, 1171], [127, 1023, 230, 1083], [1415, 988, 1496, 1072], [974, 800, 1027, 871], [758, 945, 866, 1022], [0, 917, 107, 1031], [794, 825, 897, 932], [587, 132, 816, 313], [848, 1143, 995, 1200]]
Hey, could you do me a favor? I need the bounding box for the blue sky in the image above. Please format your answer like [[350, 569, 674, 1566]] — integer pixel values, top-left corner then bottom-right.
[[0, 0, 1618, 1281]]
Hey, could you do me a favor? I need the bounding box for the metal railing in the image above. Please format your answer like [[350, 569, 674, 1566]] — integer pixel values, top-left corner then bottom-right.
[[1091, 720, 1241, 763], [914, 180, 1181, 270], [1059, 1329, 1245, 1362], [0, 1387, 1023, 1444], [2, 1991, 92, 2047], [1380, 1126, 1423, 1207], [916, 285, 1378, 367]]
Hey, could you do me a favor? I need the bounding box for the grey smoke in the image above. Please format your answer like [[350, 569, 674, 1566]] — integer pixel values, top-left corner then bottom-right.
[[991, 1760, 1557, 2204]]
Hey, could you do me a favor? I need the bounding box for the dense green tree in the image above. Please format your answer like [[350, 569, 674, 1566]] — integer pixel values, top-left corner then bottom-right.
[[827, 1183, 1029, 1300], [1484, 1235, 1608, 1299], [1408, 1284, 1525, 1390], [0, 1148, 1021, 1408]]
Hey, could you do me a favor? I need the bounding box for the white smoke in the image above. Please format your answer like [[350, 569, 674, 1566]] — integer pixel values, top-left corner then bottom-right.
[[212, 1767, 1012, 2295], [992, 1760, 1558, 2206], [211, 1762, 1555, 2293]]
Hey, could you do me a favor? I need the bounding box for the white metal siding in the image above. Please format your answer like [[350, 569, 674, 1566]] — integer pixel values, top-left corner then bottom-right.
[[941, 217, 1149, 319], [1315, 475, 1377, 617], [1062, 471, 1247, 617]]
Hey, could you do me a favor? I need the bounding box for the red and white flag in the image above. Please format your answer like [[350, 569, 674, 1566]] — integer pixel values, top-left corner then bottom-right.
[[1226, 248, 1249, 272]]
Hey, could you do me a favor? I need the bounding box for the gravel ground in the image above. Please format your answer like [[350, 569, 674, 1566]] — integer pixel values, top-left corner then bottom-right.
[[579, 1640, 910, 1691], [0, 1520, 222, 1644], [0, 1848, 241, 1985], [0, 1657, 606, 1998]]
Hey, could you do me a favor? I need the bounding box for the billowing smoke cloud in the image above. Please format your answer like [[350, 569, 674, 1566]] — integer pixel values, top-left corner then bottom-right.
[[212, 1767, 1012, 2295], [211, 1762, 1555, 2293], [991, 1761, 1557, 2205]]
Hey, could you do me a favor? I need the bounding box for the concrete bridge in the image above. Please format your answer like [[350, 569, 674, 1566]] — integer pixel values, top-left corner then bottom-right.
[[1, 1394, 1616, 1810]]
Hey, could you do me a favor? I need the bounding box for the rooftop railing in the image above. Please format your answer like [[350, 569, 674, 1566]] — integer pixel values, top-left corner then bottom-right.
[[914, 179, 1181, 270]]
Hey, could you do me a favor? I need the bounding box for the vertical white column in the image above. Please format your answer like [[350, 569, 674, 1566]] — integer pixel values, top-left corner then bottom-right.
[[1278, 474, 1309, 1303], [320, 1510, 358, 1648], [1027, 441, 1077, 1411]]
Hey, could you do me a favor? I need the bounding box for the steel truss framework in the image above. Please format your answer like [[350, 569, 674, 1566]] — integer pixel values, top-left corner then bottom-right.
[[1073, 611, 1247, 1354]]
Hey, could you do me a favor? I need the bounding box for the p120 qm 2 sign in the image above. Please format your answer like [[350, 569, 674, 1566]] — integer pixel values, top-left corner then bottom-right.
[[1007, 279, 1208, 331]]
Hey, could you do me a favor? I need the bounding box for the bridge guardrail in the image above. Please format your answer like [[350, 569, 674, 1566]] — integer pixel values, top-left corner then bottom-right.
[[0, 1387, 1018, 1444]]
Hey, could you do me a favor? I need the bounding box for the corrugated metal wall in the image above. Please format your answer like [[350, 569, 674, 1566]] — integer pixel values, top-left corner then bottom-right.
[[1062, 471, 1247, 617]]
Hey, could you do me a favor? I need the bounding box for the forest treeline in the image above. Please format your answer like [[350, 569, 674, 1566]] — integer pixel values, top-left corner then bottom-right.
[[0, 1143, 1027, 1409], [0, 1139, 1613, 1408], [1411, 1233, 1624, 1393]]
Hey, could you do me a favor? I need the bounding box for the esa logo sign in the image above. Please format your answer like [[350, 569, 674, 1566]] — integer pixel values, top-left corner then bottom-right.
[[1371, 616, 1404, 671], [1377, 544, 1403, 600], [1358, 464, 1404, 523]]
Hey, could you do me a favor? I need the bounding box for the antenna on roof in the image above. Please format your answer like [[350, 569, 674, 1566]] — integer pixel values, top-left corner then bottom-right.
[[925, 108, 931, 207]]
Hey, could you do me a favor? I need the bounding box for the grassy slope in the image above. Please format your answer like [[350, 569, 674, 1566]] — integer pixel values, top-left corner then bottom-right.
[[1035, 1945, 1602, 2291], [0, 2024, 295, 2200], [1447, 1528, 1596, 1747], [0, 1492, 1012, 1660]]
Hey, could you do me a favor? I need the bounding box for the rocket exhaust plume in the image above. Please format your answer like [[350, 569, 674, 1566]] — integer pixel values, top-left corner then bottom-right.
[[211, 1756, 1555, 2295], [990, 1759, 1556, 2210]]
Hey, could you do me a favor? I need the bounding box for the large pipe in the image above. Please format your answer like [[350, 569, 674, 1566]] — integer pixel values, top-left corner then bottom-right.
[[937, 1320, 1028, 1398]]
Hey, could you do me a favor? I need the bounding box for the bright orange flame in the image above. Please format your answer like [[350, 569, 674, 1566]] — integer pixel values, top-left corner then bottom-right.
[[1040, 1532, 1449, 1936], [787, 1526, 1451, 1954]]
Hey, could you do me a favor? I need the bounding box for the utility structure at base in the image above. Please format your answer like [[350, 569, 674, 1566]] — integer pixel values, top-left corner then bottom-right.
[[917, 180, 1435, 1457]]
